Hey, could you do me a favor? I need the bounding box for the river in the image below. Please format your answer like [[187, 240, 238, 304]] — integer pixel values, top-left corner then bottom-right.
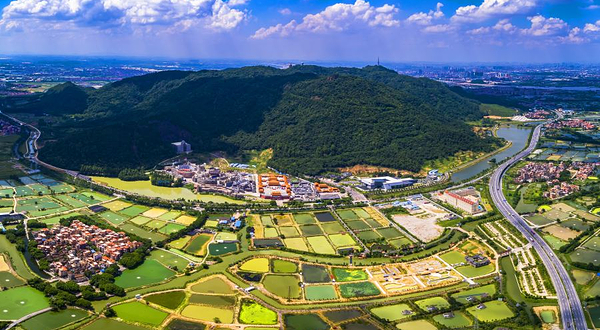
[[450, 125, 532, 182]]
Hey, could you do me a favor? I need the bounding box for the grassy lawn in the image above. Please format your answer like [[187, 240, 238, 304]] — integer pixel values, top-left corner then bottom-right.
[[396, 320, 438, 330], [328, 233, 356, 247], [339, 282, 380, 298], [20, 308, 90, 330], [450, 284, 496, 304], [0, 286, 50, 320], [432, 311, 472, 328], [370, 303, 412, 321], [238, 299, 278, 325], [81, 318, 147, 330], [113, 301, 168, 326], [181, 305, 234, 323], [466, 300, 515, 322], [272, 259, 298, 273], [144, 290, 186, 309], [332, 268, 368, 282], [0, 236, 35, 279], [190, 277, 234, 294], [305, 285, 337, 301], [415, 296, 450, 310], [185, 234, 212, 255], [456, 263, 495, 278], [262, 274, 301, 299], [115, 259, 176, 289], [158, 223, 186, 234], [307, 236, 336, 255], [439, 250, 466, 264]]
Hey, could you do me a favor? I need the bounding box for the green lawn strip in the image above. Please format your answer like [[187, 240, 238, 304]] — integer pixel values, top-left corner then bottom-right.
[[115, 259, 176, 289], [415, 296, 451, 311], [20, 308, 90, 330], [129, 215, 152, 226], [168, 236, 192, 250], [119, 223, 167, 242], [0, 286, 50, 320], [439, 250, 465, 264], [238, 299, 278, 325], [39, 211, 83, 225], [53, 194, 87, 208], [113, 301, 169, 326], [145, 219, 167, 230], [157, 210, 182, 221], [370, 303, 412, 321], [144, 290, 186, 310]]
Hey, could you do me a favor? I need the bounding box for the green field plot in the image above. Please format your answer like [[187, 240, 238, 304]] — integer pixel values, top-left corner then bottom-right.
[[572, 269, 594, 285], [102, 200, 132, 211], [585, 280, 600, 298], [158, 223, 186, 234], [526, 215, 555, 226], [480, 103, 516, 117], [49, 184, 75, 194], [273, 214, 294, 226], [263, 274, 301, 299], [279, 226, 300, 238], [16, 197, 61, 212], [99, 211, 129, 225], [332, 268, 368, 282], [570, 249, 600, 266], [559, 219, 590, 232], [208, 242, 238, 256], [545, 208, 570, 221], [305, 285, 337, 300], [284, 314, 329, 330], [0, 236, 34, 280], [119, 223, 167, 241], [272, 259, 298, 273], [185, 234, 212, 255], [181, 305, 234, 323], [357, 230, 380, 242], [69, 193, 96, 204], [432, 311, 472, 328], [339, 281, 380, 298], [324, 309, 363, 323], [129, 215, 152, 225], [588, 305, 600, 328], [302, 264, 331, 283], [145, 219, 167, 229], [260, 215, 274, 226], [81, 318, 147, 330], [415, 297, 451, 311], [346, 220, 370, 231], [540, 310, 556, 323], [14, 186, 34, 197], [54, 194, 86, 208], [456, 264, 495, 278], [28, 206, 70, 217], [466, 301, 514, 322], [0, 286, 50, 320], [390, 237, 413, 248], [329, 233, 356, 247], [321, 222, 345, 234], [293, 213, 316, 224], [157, 210, 182, 221], [29, 183, 51, 195], [240, 258, 270, 273], [120, 205, 150, 217], [188, 294, 235, 306], [149, 250, 188, 270], [307, 236, 336, 254], [263, 227, 279, 238], [283, 238, 309, 252], [377, 227, 403, 239], [396, 320, 438, 330], [543, 235, 567, 250], [81, 191, 110, 202], [0, 271, 24, 288], [145, 290, 186, 309], [315, 212, 336, 222], [115, 259, 175, 288], [300, 224, 323, 236], [169, 236, 192, 250], [239, 299, 278, 325], [451, 284, 496, 304], [142, 208, 168, 218], [439, 251, 466, 264], [191, 277, 234, 294], [353, 208, 371, 218], [370, 303, 412, 321], [165, 319, 206, 330], [337, 209, 359, 221], [20, 308, 89, 330], [364, 218, 383, 228], [174, 215, 196, 225]]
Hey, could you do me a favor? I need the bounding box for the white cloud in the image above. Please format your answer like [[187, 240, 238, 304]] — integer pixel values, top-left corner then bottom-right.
[[0, 0, 248, 32], [406, 2, 444, 26], [521, 15, 566, 36], [423, 24, 452, 33], [452, 0, 537, 23], [560, 27, 586, 44], [584, 20, 600, 32], [585, 5, 600, 10], [251, 0, 399, 39], [278, 8, 292, 16], [493, 18, 517, 33]]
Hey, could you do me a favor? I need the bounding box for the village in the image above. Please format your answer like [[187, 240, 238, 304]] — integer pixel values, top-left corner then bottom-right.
[[515, 161, 597, 199]]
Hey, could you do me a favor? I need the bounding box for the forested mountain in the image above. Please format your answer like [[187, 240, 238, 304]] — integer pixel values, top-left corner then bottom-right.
[[12, 65, 500, 175]]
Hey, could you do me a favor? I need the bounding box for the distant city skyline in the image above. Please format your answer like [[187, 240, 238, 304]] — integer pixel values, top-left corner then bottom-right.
[[0, 0, 599, 62]]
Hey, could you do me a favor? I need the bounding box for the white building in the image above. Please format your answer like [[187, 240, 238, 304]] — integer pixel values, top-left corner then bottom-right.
[[359, 176, 416, 190]]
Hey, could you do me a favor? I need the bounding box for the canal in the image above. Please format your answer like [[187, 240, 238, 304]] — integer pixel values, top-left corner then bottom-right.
[[450, 124, 533, 182]]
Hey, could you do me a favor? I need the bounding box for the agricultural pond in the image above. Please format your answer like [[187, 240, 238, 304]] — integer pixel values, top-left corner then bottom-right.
[[90, 177, 244, 204], [451, 125, 533, 182]]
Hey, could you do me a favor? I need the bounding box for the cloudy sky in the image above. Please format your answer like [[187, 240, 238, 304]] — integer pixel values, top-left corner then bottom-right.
[[0, 0, 599, 62]]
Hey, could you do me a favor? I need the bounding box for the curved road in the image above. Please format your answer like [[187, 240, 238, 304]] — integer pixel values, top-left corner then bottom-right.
[[489, 124, 587, 330]]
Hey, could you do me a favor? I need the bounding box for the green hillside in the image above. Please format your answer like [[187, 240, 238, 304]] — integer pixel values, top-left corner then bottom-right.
[[14, 65, 500, 175]]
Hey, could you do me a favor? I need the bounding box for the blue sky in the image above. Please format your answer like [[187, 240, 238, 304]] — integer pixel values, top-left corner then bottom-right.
[[0, 0, 599, 62]]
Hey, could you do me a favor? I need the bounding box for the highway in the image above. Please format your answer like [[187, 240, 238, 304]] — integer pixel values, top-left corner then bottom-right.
[[489, 124, 588, 330]]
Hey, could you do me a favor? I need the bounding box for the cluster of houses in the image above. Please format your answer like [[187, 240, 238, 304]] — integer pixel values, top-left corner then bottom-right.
[[166, 162, 256, 198], [570, 162, 598, 181], [545, 119, 596, 130], [544, 181, 580, 200], [0, 119, 20, 136], [524, 110, 552, 119], [258, 174, 291, 200], [435, 187, 484, 215], [515, 162, 566, 184], [32, 220, 141, 282]]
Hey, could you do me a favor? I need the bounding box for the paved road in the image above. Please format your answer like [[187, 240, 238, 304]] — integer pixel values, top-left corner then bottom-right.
[[489, 124, 587, 330]]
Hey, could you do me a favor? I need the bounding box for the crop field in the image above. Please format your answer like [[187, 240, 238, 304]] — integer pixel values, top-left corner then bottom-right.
[[0, 286, 50, 320], [0, 271, 25, 288], [543, 235, 567, 250], [20, 308, 89, 330], [81, 318, 147, 330], [129, 215, 152, 225], [174, 215, 197, 225], [158, 223, 186, 234], [302, 264, 331, 283], [293, 213, 316, 224], [284, 314, 329, 330], [466, 301, 514, 322], [272, 259, 298, 273], [559, 218, 590, 232], [103, 200, 132, 211], [455, 264, 495, 278], [572, 269, 594, 285], [149, 250, 188, 270], [144, 290, 186, 309], [570, 249, 600, 266], [307, 236, 336, 254], [53, 194, 87, 208], [119, 223, 167, 241], [283, 238, 309, 251], [181, 305, 234, 323], [332, 268, 368, 282], [396, 320, 438, 330], [329, 233, 356, 248], [208, 242, 238, 255], [370, 303, 412, 321], [98, 211, 129, 225], [451, 284, 496, 304], [339, 281, 380, 298], [324, 309, 363, 323], [142, 207, 168, 218], [240, 258, 270, 272], [113, 301, 169, 326], [191, 276, 234, 294], [120, 205, 150, 217], [415, 297, 450, 310], [157, 210, 182, 221], [263, 274, 301, 298], [169, 236, 192, 249], [115, 259, 175, 289], [184, 234, 212, 255], [188, 294, 235, 306], [305, 285, 337, 300], [145, 219, 167, 229], [238, 299, 278, 324], [432, 311, 472, 328], [588, 305, 600, 328]]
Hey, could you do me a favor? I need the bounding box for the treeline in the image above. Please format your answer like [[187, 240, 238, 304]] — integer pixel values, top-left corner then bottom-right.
[[80, 165, 148, 181], [151, 171, 182, 187]]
